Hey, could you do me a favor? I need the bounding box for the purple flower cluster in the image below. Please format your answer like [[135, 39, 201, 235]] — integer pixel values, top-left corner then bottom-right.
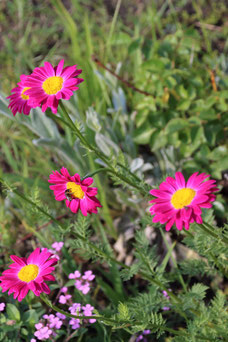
[[59, 286, 72, 304], [34, 323, 52, 341], [68, 270, 95, 295], [31, 266, 96, 339], [33, 314, 63, 340], [69, 303, 96, 330], [136, 329, 151, 342], [32, 301, 96, 339]]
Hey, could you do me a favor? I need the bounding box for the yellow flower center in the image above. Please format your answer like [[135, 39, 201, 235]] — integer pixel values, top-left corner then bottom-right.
[[18, 264, 39, 283], [171, 188, 196, 209], [21, 87, 30, 100], [67, 182, 84, 199], [42, 76, 63, 95]]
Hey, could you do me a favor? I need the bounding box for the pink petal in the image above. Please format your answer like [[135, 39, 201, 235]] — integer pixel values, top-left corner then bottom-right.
[[27, 248, 40, 264], [150, 189, 171, 199], [10, 255, 26, 266], [82, 177, 93, 186], [44, 62, 55, 76], [56, 59, 65, 76], [175, 172, 186, 188], [70, 199, 80, 213]]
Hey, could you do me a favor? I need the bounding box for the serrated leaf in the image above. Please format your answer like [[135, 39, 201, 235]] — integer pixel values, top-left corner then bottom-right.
[[118, 302, 130, 320]]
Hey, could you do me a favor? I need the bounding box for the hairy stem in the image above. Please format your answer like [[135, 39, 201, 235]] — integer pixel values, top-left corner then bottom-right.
[[59, 102, 148, 196]]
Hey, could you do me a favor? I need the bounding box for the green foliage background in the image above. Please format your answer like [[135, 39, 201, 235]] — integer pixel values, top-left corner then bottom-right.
[[0, 0, 228, 341]]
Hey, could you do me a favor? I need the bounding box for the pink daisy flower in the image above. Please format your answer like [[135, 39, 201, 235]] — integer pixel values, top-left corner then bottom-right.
[[0, 248, 58, 302], [149, 172, 218, 231], [23, 59, 83, 114], [6, 74, 33, 116], [48, 167, 102, 216]]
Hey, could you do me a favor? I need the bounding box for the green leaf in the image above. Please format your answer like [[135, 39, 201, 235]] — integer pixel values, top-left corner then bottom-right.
[[6, 304, 20, 322], [150, 130, 167, 150], [22, 309, 38, 327], [199, 109, 217, 120], [142, 58, 166, 71], [165, 118, 189, 134], [209, 146, 227, 161], [177, 85, 188, 99], [133, 123, 155, 144], [177, 100, 191, 111]]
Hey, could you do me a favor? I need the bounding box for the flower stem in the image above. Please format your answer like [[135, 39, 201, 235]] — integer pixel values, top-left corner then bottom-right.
[[81, 168, 111, 180], [40, 294, 123, 324], [59, 102, 148, 196]]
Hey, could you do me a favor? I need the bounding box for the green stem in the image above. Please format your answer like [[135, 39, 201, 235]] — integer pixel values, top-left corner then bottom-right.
[[40, 294, 124, 324], [159, 228, 187, 292], [81, 168, 111, 180], [107, 168, 147, 194], [59, 102, 148, 196], [86, 155, 117, 239]]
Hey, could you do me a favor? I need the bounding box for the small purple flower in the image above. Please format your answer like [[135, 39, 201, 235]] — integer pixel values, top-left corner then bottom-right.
[[60, 286, 68, 293], [68, 270, 81, 279], [80, 282, 90, 295], [69, 303, 81, 315], [49, 316, 63, 329], [162, 306, 170, 311], [52, 241, 64, 252], [68, 269, 95, 295], [35, 323, 43, 330], [162, 290, 170, 299], [82, 270, 95, 281], [43, 314, 54, 320], [82, 304, 94, 314], [31, 339, 37, 342], [59, 294, 72, 304], [34, 326, 52, 340], [82, 304, 96, 323], [56, 312, 66, 320], [143, 330, 151, 335], [0, 303, 5, 312], [69, 318, 80, 330]]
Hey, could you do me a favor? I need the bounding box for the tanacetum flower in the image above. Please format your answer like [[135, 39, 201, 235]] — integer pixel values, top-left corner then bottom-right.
[[149, 172, 218, 231], [48, 167, 102, 216], [23, 59, 83, 114], [0, 248, 58, 302], [7, 74, 33, 116]]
